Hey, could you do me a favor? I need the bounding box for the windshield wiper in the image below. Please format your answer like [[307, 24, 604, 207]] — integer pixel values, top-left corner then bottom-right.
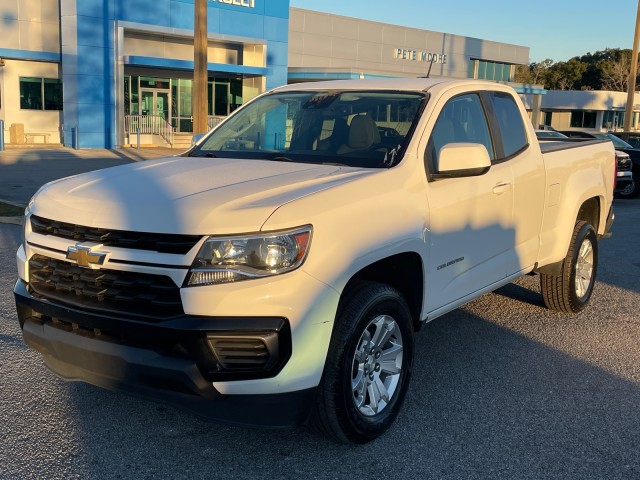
[[188, 152, 217, 158], [271, 156, 295, 162]]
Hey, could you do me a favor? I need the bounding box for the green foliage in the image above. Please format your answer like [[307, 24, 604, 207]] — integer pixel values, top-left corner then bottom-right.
[[514, 48, 638, 92]]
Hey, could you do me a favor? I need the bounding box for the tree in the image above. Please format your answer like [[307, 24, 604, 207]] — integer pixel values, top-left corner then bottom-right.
[[548, 59, 588, 90], [516, 48, 639, 92], [514, 59, 553, 85], [601, 54, 631, 91]]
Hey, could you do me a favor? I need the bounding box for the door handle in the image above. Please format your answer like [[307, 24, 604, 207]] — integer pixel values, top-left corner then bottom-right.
[[492, 182, 512, 195]]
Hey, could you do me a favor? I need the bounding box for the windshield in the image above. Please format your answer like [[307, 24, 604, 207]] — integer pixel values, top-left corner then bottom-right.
[[593, 132, 633, 149], [190, 90, 427, 168]]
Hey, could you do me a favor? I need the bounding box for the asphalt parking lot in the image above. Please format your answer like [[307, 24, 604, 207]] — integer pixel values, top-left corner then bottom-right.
[[0, 147, 177, 205], [0, 151, 639, 479]]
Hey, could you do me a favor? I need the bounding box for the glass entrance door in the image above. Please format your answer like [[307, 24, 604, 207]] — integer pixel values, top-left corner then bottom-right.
[[140, 89, 170, 122]]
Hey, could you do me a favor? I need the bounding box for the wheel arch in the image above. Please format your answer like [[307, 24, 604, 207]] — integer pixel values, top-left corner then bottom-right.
[[340, 252, 424, 331], [576, 196, 602, 234], [536, 195, 602, 276]]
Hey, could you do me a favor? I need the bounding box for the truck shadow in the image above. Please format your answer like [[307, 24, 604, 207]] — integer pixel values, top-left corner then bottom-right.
[[55, 297, 640, 479]]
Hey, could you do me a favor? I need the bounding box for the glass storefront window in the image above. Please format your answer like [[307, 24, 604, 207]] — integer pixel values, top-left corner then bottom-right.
[[208, 82, 214, 116], [124, 73, 250, 132], [171, 84, 178, 116], [179, 79, 192, 117], [485, 62, 494, 81], [20, 77, 42, 110], [603, 110, 625, 130], [20, 77, 63, 111], [141, 77, 170, 89], [131, 76, 139, 115], [469, 60, 513, 82], [124, 76, 130, 115], [477, 61, 486, 81], [570, 111, 597, 128], [214, 80, 229, 116], [230, 78, 243, 112], [44, 79, 63, 110]]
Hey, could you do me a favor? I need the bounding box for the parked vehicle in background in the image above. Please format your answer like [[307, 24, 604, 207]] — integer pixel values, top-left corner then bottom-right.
[[15, 79, 616, 444], [612, 131, 640, 149], [538, 131, 633, 196], [535, 130, 567, 139], [559, 130, 639, 199]]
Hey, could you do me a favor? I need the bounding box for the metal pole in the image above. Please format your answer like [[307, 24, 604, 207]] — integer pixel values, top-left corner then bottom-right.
[[193, 0, 208, 135], [137, 127, 141, 150], [624, 0, 640, 132], [73, 127, 79, 150], [0, 120, 4, 151]]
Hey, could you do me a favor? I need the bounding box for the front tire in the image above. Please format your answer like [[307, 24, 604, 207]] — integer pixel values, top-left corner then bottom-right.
[[310, 282, 414, 444], [617, 172, 638, 199], [540, 221, 598, 313]]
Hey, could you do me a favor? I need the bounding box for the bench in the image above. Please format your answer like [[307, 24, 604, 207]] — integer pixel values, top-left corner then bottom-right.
[[24, 132, 51, 144]]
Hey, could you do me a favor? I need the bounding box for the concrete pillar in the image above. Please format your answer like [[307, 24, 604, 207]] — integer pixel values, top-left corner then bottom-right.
[[531, 93, 542, 129]]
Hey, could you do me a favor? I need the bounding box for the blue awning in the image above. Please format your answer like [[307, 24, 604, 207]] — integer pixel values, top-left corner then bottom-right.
[[124, 56, 268, 76]]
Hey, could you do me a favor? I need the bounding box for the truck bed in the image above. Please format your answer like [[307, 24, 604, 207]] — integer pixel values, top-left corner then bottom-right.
[[538, 138, 609, 154]]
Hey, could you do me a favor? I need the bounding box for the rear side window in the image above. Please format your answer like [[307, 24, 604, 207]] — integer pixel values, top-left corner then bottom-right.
[[491, 92, 527, 158]]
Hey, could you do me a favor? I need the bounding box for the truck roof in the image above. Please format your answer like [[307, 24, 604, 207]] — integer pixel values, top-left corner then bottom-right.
[[273, 77, 505, 93]]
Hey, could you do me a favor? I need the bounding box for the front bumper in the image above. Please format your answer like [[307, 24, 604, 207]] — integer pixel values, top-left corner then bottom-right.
[[615, 170, 633, 193], [14, 279, 316, 427]]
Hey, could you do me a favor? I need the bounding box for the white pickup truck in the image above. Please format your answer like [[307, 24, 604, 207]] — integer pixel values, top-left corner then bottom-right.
[[15, 78, 615, 444]]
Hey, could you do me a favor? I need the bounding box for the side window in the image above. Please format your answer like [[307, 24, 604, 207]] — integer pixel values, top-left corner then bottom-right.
[[491, 92, 528, 158], [426, 93, 494, 172]]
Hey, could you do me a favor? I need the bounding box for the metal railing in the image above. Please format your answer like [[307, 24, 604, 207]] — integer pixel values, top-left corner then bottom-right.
[[207, 115, 226, 130], [124, 115, 174, 146]]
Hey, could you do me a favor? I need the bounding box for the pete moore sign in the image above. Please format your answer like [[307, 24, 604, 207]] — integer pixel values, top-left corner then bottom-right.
[[394, 48, 447, 64]]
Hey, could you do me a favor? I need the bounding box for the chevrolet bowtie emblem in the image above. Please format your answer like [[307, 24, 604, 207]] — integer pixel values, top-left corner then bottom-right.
[[66, 242, 110, 269]]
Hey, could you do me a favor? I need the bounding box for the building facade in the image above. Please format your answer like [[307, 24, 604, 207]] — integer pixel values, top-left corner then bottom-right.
[[1, 1, 531, 149], [525, 90, 640, 132], [1, 0, 289, 148], [288, 8, 528, 83]]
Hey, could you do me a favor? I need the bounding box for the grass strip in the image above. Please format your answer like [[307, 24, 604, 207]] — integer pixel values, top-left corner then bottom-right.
[[0, 201, 24, 217]]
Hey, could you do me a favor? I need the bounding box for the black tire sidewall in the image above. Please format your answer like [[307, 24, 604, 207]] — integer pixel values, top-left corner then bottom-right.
[[333, 285, 414, 443], [568, 223, 598, 308]]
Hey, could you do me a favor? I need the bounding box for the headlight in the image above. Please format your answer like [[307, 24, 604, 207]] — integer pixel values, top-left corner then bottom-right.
[[23, 204, 32, 244], [186, 226, 312, 286]]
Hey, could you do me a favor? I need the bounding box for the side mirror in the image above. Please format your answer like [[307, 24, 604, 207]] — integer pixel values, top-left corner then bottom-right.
[[191, 133, 206, 146], [434, 143, 491, 179]]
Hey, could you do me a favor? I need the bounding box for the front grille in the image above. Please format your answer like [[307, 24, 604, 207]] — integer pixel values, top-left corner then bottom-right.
[[30, 215, 201, 254], [28, 254, 184, 319]]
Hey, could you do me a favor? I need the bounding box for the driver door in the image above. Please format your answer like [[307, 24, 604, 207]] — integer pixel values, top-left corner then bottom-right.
[[424, 93, 514, 311]]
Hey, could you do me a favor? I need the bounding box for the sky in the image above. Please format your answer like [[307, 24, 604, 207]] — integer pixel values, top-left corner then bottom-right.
[[289, 0, 640, 64]]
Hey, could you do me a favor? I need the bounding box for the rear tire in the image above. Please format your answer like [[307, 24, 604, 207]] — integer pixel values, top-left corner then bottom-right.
[[540, 221, 598, 313], [309, 282, 414, 444]]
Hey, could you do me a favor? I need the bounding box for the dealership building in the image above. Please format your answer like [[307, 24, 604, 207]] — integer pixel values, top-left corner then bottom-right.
[[0, 0, 533, 148]]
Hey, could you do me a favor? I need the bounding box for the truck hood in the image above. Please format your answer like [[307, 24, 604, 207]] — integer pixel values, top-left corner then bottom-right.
[[30, 156, 376, 234]]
